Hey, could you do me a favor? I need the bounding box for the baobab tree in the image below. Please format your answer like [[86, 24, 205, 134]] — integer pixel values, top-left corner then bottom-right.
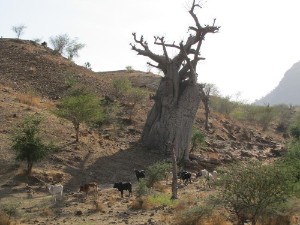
[[131, 0, 220, 161]]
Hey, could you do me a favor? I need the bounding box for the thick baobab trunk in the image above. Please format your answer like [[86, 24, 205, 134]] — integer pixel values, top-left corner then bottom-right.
[[131, 1, 219, 161], [141, 65, 201, 160]]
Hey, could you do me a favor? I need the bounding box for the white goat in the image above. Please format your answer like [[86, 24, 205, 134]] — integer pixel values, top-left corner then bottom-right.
[[47, 184, 63, 202]]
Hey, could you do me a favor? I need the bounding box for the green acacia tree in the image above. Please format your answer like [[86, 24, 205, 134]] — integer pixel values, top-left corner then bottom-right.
[[11, 115, 52, 175], [55, 92, 103, 142], [215, 161, 295, 225]]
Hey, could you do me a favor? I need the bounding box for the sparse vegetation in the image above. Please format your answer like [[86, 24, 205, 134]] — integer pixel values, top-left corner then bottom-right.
[[125, 65, 133, 73], [112, 77, 147, 120], [49, 34, 85, 59], [190, 128, 205, 153], [12, 24, 26, 39], [112, 77, 132, 99]]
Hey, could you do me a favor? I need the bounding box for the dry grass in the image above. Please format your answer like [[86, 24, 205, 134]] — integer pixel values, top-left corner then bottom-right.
[[93, 198, 106, 213], [39, 207, 54, 217], [153, 182, 170, 193], [16, 93, 54, 109], [0, 212, 20, 225], [0, 212, 10, 225]]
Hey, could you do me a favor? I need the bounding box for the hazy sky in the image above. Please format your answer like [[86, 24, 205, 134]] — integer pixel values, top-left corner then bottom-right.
[[1, 0, 300, 103]]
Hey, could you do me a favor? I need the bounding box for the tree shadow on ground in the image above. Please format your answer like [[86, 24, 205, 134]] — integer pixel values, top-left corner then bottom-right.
[[63, 142, 166, 192]]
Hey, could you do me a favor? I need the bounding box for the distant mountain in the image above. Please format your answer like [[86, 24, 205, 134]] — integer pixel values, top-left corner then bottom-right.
[[255, 61, 300, 106]]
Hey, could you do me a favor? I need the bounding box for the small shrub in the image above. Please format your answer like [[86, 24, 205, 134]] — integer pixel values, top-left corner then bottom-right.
[[112, 78, 132, 99], [125, 65, 133, 73], [0, 202, 21, 219], [93, 199, 105, 213], [174, 204, 214, 225], [191, 128, 205, 152], [135, 179, 150, 197], [146, 161, 171, 188], [130, 197, 151, 210]]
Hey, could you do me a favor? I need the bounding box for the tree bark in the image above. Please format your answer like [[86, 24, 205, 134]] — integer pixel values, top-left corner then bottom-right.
[[141, 63, 201, 160]]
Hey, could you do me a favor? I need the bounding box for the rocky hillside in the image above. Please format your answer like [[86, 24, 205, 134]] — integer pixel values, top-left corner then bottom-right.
[[0, 38, 287, 182], [0, 38, 293, 225], [255, 60, 300, 106]]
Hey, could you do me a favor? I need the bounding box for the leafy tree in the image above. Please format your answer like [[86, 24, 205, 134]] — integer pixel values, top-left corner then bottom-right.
[[49, 34, 70, 54], [215, 161, 295, 225], [49, 34, 85, 59], [66, 38, 85, 60], [55, 91, 103, 142], [12, 24, 26, 39], [11, 115, 53, 175]]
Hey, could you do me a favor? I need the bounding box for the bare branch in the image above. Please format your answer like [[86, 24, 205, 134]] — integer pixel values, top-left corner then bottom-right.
[[154, 36, 170, 60], [147, 62, 160, 69], [130, 33, 166, 66]]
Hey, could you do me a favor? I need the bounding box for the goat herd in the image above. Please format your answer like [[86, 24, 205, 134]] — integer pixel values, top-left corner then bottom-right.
[[44, 168, 217, 202]]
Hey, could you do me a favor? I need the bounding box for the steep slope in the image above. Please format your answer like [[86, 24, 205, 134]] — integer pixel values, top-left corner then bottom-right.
[[255, 61, 300, 105]]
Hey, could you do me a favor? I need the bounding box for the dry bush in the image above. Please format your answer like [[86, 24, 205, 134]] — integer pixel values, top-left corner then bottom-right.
[[93, 199, 106, 213], [130, 197, 151, 210], [174, 195, 198, 213], [0, 212, 19, 225], [17, 93, 40, 107], [17, 93, 54, 109], [153, 182, 170, 193], [0, 212, 10, 225]]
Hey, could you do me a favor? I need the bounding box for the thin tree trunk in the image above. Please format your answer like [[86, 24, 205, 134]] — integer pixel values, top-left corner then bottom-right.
[[74, 122, 80, 142], [171, 145, 178, 200], [27, 161, 33, 176]]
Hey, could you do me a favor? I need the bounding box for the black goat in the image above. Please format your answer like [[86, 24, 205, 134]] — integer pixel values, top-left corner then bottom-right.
[[178, 171, 192, 185], [113, 182, 132, 198], [134, 169, 145, 182]]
